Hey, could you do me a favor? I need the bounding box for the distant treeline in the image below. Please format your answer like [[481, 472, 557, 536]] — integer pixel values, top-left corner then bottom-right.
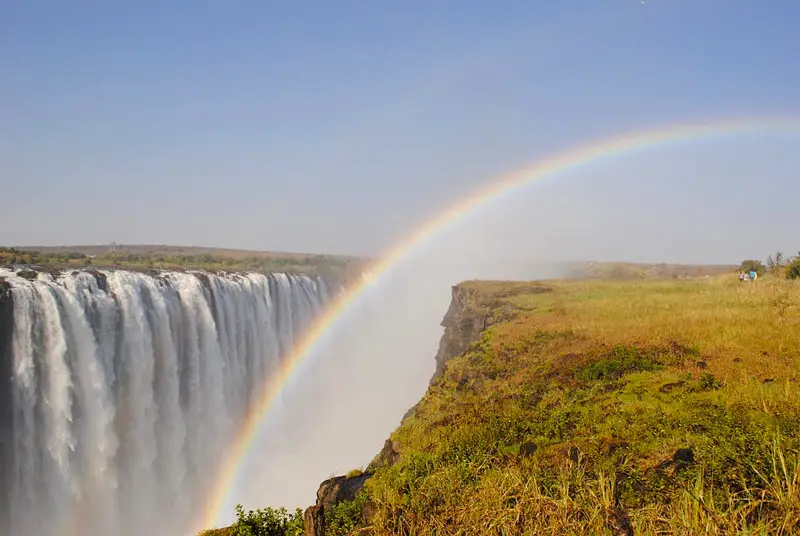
[[0, 247, 368, 282]]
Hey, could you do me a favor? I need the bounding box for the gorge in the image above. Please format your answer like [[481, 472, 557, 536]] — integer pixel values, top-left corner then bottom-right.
[[0, 267, 331, 536]]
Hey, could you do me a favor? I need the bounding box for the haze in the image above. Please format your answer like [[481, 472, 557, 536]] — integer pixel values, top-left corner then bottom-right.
[[3, 1, 798, 258]]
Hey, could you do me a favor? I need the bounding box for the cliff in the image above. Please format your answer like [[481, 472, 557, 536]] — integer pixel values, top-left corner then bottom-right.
[[297, 277, 800, 535], [301, 282, 541, 535]]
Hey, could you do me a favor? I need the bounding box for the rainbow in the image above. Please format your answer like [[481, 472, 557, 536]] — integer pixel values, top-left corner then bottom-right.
[[197, 116, 799, 532]]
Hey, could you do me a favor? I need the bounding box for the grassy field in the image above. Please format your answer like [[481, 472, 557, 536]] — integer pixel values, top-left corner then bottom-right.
[[322, 274, 800, 535]]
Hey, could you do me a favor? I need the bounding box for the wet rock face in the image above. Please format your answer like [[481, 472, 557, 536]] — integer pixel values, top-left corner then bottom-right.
[[87, 270, 109, 292]]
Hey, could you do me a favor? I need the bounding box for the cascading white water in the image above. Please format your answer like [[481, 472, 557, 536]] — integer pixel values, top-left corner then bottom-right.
[[0, 267, 329, 536]]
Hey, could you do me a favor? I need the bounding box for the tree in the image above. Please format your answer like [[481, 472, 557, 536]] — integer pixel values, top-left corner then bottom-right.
[[767, 252, 786, 275], [740, 259, 766, 276], [786, 253, 800, 280]]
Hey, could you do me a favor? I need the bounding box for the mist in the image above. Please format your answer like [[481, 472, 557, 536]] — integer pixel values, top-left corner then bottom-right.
[[220, 129, 800, 525]]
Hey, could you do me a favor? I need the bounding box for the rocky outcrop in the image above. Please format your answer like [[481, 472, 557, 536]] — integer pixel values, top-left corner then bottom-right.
[[430, 285, 493, 384], [303, 472, 374, 536], [316, 472, 372, 511], [366, 439, 400, 472], [303, 505, 325, 536]]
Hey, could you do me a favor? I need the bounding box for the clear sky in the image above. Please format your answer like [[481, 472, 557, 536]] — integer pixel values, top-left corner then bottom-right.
[[3, 0, 799, 260]]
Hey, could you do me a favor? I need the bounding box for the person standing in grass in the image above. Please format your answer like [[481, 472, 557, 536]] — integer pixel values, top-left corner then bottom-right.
[[749, 269, 758, 281]]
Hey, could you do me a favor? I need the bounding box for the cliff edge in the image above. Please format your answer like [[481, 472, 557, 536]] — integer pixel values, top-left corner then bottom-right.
[[301, 282, 539, 535], [298, 277, 800, 535]]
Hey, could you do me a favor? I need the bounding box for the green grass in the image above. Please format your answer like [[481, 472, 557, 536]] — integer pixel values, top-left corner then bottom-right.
[[358, 276, 800, 535]]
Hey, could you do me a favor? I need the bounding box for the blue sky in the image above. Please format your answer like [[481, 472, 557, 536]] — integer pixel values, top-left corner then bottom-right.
[[2, 0, 799, 260]]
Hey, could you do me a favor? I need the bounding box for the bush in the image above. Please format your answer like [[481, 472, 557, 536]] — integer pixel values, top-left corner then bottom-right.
[[786, 255, 800, 280], [740, 259, 766, 276], [228, 504, 304, 536], [325, 493, 368, 536], [578, 345, 662, 381]]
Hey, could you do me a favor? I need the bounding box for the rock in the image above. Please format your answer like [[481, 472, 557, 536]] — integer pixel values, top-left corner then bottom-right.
[[317, 472, 372, 511], [303, 504, 325, 536], [519, 441, 538, 458], [568, 446, 581, 464], [16, 270, 37, 281], [429, 285, 493, 384], [87, 270, 109, 292], [673, 448, 695, 467], [605, 505, 634, 536], [659, 381, 684, 393], [733, 357, 742, 363], [367, 439, 400, 472]]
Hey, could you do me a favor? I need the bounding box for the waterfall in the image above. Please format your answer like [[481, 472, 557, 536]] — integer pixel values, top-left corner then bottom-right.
[[0, 268, 329, 536]]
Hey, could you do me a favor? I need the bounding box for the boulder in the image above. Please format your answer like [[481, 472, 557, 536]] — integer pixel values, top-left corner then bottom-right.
[[303, 504, 325, 536]]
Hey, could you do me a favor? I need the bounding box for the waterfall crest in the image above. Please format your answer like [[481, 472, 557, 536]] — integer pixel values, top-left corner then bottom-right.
[[0, 268, 329, 536]]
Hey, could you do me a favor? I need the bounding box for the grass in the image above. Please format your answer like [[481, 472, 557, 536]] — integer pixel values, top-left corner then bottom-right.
[[199, 274, 800, 535], [356, 275, 800, 535]]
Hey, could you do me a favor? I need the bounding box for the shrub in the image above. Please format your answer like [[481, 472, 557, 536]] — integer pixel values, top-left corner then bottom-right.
[[786, 255, 800, 280], [325, 492, 368, 536], [227, 504, 303, 536], [740, 259, 766, 276], [578, 345, 662, 381]]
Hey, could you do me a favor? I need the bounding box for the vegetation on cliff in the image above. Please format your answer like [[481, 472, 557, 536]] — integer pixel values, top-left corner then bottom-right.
[[203, 266, 800, 535]]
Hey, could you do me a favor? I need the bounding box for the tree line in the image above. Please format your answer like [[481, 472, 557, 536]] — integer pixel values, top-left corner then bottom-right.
[[740, 250, 800, 279], [0, 247, 366, 282]]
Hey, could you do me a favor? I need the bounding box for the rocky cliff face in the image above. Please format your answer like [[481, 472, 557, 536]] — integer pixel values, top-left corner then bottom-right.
[[430, 284, 495, 383], [303, 283, 500, 535]]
